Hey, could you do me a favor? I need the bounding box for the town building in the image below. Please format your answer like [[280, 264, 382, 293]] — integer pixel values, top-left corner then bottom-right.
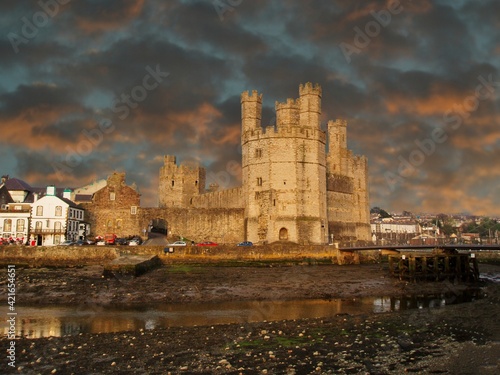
[[0, 177, 34, 243], [30, 186, 86, 245]]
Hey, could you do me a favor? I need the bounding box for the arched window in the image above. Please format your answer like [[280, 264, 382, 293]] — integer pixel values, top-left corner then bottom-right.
[[54, 222, 62, 232], [4, 219, 12, 232], [116, 219, 122, 230], [36, 206, 43, 216], [55, 206, 62, 216], [35, 221, 42, 230], [279, 227, 288, 241], [107, 220, 113, 229], [16, 219, 24, 232]]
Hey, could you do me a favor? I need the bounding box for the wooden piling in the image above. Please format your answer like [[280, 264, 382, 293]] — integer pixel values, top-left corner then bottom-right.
[[388, 253, 479, 282]]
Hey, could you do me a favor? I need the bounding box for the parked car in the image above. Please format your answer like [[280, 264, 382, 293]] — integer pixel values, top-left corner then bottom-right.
[[75, 240, 88, 246], [237, 241, 253, 246], [170, 241, 187, 246], [60, 240, 75, 246], [196, 241, 218, 246], [130, 237, 142, 245], [128, 239, 140, 246], [96, 240, 106, 246], [115, 238, 128, 245], [105, 233, 117, 245]]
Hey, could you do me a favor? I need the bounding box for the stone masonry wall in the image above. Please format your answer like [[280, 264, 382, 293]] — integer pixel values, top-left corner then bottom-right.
[[138, 207, 245, 244], [81, 172, 141, 238]]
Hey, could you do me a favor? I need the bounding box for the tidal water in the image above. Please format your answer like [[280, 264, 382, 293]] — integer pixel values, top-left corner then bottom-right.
[[1, 290, 483, 338]]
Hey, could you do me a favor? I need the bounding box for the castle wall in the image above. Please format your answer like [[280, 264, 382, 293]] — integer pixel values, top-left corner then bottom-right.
[[190, 187, 243, 209], [138, 207, 245, 244]]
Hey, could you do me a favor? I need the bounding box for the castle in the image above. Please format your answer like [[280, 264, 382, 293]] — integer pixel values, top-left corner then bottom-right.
[[150, 82, 370, 244], [2, 83, 370, 245]]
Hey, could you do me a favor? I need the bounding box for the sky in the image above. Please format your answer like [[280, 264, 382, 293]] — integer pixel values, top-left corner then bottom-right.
[[0, 0, 499, 215]]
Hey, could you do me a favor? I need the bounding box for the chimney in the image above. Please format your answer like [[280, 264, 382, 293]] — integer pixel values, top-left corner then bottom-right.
[[33, 193, 39, 202], [46, 185, 56, 196], [63, 188, 72, 200]]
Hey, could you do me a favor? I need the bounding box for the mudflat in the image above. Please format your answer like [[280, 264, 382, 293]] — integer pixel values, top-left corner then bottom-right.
[[2, 263, 499, 374]]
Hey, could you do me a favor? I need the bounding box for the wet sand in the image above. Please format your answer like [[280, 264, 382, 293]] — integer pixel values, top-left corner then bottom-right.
[[1, 263, 499, 374]]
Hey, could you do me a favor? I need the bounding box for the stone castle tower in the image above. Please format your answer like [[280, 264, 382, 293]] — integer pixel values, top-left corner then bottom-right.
[[158, 155, 206, 208], [151, 83, 370, 245], [241, 83, 328, 243]]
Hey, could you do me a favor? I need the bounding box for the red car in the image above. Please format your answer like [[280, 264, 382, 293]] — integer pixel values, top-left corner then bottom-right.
[[196, 241, 218, 246]]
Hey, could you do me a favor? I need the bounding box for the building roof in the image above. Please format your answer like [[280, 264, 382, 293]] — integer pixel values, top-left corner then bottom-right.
[[4, 178, 32, 191], [74, 194, 93, 203]]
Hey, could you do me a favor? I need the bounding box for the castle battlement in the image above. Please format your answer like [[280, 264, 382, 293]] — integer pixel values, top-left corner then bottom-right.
[[275, 98, 300, 111], [241, 90, 262, 102], [299, 82, 322, 97], [328, 119, 347, 128]]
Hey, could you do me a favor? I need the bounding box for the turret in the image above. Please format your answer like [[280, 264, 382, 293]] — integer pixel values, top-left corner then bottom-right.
[[275, 98, 299, 127], [299, 82, 322, 128], [241, 90, 262, 132]]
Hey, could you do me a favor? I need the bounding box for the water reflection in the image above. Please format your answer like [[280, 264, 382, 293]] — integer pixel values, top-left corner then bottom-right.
[[1, 290, 482, 339]]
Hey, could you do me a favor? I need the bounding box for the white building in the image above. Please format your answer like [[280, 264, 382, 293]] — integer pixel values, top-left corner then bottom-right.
[[30, 186, 85, 246], [0, 177, 32, 243], [370, 220, 421, 245]]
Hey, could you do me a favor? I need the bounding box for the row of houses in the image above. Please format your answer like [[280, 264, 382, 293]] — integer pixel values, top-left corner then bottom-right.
[[0, 177, 87, 246]]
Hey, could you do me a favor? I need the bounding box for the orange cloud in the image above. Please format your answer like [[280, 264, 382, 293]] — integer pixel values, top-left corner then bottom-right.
[[76, 0, 145, 33]]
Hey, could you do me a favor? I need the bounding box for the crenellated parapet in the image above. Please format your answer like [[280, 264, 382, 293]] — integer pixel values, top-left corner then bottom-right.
[[299, 82, 322, 97]]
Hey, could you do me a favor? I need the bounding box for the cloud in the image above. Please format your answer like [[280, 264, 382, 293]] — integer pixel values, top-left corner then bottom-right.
[[0, 0, 498, 215]]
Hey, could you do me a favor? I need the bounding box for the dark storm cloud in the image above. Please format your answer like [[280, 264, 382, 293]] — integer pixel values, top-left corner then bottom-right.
[[0, 0, 498, 213]]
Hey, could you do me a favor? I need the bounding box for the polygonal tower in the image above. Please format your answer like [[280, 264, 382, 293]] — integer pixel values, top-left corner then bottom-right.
[[241, 83, 328, 244]]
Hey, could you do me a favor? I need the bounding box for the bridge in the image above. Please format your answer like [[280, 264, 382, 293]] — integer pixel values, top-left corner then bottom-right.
[[339, 244, 500, 252]]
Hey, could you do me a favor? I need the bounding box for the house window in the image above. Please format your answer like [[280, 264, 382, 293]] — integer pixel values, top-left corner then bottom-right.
[[255, 149, 262, 158], [16, 219, 24, 232], [55, 206, 62, 216], [110, 192, 116, 201], [257, 177, 263, 186], [4, 219, 12, 232], [54, 222, 62, 232], [116, 219, 122, 230], [107, 220, 113, 229], [36, 206, 43, 216], [54, 235, 61, 245], [131, 206, 137, 215], [35, 221, 42, 230]]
